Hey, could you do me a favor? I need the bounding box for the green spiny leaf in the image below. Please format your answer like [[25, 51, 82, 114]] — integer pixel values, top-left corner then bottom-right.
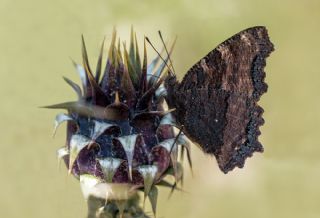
[[134, 33, 141, 76], [123, 43, 138, 86], [95, 38, 105, 82], [129, 26, 135, 69]]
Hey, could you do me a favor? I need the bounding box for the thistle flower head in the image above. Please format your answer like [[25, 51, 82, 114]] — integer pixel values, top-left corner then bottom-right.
[[46, 28, 192, 217]]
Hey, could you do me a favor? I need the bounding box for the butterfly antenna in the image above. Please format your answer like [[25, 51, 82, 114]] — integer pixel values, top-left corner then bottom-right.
[[145, 36, 173, 77], [158, 30, 176, 76]]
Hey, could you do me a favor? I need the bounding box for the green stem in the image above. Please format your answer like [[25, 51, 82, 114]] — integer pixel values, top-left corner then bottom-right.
[[87, 194, 150, 218]]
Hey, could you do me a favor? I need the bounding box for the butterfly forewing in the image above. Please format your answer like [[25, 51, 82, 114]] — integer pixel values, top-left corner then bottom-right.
[[165, 26, 274, 173]]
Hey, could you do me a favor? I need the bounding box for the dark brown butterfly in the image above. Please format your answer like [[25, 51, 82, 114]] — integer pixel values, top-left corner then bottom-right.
[[165, 26, 274, 173]]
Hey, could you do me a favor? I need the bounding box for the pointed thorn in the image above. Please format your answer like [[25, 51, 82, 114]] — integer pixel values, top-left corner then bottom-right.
[[115, 134, 139, 181], [129, 167, 133, 181], [137, 165, 158, 199], [168, 182, 177, 199], [114, 91, 120, 105], [95, 37, 105, 82], [69, 56, 78, 67], [148, 185, 158, 217]]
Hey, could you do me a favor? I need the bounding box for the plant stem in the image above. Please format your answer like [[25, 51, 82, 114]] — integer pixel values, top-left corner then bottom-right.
[[87, 194, 150, 218]]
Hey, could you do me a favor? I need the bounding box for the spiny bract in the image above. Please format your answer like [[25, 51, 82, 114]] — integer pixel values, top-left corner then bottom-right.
[[46, 29, 192, 218]]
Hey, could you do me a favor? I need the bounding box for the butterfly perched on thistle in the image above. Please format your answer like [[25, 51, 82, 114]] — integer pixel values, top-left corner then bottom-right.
[[45, 26, 273, 217]]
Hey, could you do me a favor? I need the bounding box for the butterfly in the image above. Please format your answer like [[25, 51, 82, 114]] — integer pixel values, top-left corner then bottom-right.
[[165, 26, 274, 173]]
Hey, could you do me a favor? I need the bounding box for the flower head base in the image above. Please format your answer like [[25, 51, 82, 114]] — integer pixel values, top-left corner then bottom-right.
[[46, 28, 192, 217]]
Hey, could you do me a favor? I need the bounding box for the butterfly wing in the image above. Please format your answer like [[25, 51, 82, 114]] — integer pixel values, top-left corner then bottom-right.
[[165, 26, 274, 173]]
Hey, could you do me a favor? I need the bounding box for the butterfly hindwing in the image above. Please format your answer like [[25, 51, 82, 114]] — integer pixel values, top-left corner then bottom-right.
[[165, 26, 274, 173]]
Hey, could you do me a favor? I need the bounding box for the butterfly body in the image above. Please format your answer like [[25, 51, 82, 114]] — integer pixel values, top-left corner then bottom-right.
[[165, 26, 274, 173]]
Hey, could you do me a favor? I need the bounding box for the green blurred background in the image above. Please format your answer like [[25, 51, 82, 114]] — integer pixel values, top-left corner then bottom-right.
[[1, 0, 319, 217]]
